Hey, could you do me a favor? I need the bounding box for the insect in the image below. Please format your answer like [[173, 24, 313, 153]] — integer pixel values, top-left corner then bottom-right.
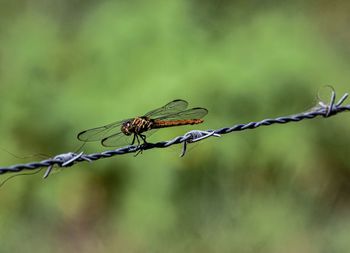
[[77, 99, 208, 147]]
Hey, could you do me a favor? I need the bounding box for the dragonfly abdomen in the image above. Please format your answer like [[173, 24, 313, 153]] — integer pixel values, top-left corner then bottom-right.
[[152, 119, 204, 129]]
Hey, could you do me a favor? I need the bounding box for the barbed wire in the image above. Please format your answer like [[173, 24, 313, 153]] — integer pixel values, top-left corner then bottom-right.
[[0, 89, 349, 178]]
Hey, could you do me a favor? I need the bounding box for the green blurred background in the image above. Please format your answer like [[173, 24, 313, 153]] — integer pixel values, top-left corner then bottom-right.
[[1, 0, 350, 252]]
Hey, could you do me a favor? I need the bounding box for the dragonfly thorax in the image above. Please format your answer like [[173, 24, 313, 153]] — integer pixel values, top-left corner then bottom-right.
[[121, 117, 153, 136]]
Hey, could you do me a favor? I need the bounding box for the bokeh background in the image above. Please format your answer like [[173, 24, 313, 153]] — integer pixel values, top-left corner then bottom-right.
[[1, 0, 350, 252]]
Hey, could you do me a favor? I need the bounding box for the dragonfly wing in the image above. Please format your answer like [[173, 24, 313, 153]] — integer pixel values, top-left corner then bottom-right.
[[144, 99, 188, 118], [77, 120, 127, 142], [156, 107, 208, 120], [101, 132, 134, 147]]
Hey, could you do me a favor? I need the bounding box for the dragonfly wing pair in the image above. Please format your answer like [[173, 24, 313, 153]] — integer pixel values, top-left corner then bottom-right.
[[144, 99, 188, 118], [77, 99, 208, 147]]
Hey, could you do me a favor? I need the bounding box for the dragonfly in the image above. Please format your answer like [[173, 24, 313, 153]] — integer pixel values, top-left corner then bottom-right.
[[77, 99, 208, 147]]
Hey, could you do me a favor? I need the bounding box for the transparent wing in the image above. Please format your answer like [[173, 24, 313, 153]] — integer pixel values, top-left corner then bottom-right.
[[144, 99, 188, 118], [101, 132, 134, 147], [101, 129, 157, 147], [156, 107, 208, 120], [77, 119, 131, 142]]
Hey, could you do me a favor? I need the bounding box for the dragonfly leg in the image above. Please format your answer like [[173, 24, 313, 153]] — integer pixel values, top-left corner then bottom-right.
[[135, 134, 141, 146], [132, 134, 144, 147], [133, 134, 144, 157], [134, 134, 147, 157], [140, 134, 148, 144], [131, 134, 136, 145]]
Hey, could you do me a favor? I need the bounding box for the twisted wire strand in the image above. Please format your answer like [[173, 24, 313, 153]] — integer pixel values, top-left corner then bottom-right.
[[0, 91, 349, 177]]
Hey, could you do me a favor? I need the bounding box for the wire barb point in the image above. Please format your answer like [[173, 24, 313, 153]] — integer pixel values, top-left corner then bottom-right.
[[315, 89, 349, 117], [43, 152, 89, 179], [180, 130, 221, 157]]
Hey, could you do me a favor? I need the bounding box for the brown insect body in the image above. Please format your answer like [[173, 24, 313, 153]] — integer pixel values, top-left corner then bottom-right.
[[152, 119, 204, 128], [121, 118, 203, 136]]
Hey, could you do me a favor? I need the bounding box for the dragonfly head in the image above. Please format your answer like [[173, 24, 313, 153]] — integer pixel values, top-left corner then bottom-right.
[[121, 121, 133, 135]]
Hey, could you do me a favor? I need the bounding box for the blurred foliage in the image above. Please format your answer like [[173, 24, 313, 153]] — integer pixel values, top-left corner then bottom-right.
[[1, 0, 350, 252]]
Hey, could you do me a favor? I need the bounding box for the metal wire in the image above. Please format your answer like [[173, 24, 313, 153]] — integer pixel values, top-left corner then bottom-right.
[[0, 90, 349, 177]]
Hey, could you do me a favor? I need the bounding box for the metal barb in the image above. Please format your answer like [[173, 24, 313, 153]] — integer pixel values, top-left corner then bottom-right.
[[325, 89, 336, 117], [43, 152, 89, 179], [316, 89, 349, 117], [0, 89, 350, 177], [314, 86, 350, 117], [336, 93, 349, 106], [180, 130, 221, 157], [43, 165, 54, 179]]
